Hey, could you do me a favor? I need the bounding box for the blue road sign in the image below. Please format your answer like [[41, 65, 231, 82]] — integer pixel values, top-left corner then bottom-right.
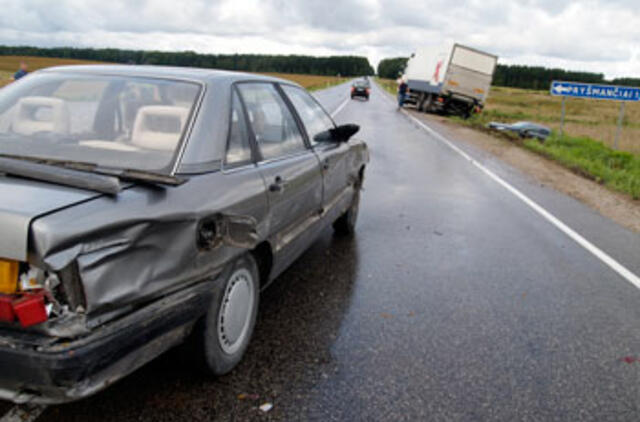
[[550, 81, 640, 101]]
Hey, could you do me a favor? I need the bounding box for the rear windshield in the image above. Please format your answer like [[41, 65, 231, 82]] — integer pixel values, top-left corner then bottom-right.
[[0, 72, 201, 173]]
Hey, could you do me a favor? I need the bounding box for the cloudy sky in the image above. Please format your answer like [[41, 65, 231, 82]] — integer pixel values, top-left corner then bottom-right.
[[1, 0, 639, 78]]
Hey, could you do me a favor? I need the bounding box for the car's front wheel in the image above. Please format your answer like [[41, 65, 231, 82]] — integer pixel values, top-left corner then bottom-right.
[[199, 253, 259, 375], [333, 188, 360, 236]]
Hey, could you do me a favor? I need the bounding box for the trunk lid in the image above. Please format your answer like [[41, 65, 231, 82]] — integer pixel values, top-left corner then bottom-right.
[[0, 177, 100, 261]]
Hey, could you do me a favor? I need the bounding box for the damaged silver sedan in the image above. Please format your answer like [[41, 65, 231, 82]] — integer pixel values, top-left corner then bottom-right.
[[0, 65, 368, 403]]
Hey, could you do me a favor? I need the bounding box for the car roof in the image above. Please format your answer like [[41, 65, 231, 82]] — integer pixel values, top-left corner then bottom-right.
[[39, 64, 297, 86]]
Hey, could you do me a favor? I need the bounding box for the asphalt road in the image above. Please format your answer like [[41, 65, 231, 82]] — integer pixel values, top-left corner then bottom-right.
[[3, 81, 640, 421]]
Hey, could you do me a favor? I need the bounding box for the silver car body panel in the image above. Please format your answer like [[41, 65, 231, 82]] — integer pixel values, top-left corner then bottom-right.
[[0, 177, 100, 261]]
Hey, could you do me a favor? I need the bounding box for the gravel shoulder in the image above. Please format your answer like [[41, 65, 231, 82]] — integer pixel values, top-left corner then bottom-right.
[[410, 110, 640, 233]]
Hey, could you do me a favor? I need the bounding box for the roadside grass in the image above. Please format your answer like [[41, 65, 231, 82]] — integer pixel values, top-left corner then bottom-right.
[[376, 77, 640, 199], [523, 134, 640, 199], [483, 86, 640, 154], [376, 77, 397, 96]]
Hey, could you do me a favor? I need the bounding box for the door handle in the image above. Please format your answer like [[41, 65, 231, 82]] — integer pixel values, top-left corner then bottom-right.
[[322, 159, 330, 171], [269, 176, 285, 192]]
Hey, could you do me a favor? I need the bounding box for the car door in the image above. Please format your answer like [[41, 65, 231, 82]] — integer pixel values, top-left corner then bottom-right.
[[236, 82, 323, 275], [280, 85, 351, 214]]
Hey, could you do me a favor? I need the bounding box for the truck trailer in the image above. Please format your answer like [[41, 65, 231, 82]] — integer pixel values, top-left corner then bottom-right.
[[403, 42, 498, 117]]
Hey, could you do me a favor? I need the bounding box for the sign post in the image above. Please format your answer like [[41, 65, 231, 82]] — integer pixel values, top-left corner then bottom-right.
[[550, 81, 640, 148], [614, 102, 626, 150], [560, 96, 566, 137]]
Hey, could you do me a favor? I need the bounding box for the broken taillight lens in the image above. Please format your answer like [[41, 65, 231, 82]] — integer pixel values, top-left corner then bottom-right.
[[0, 295, 15, 322], [12, 291, 48, 327], [0, 292, 49, 327]]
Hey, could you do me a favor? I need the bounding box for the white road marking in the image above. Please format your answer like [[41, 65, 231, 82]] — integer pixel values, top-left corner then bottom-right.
[[372, 82, 640, 289], [0, 404, 46, 422], [331, 96, 350, 118]]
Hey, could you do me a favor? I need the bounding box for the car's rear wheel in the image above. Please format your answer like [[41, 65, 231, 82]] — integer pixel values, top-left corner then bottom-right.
[[199, 253, 259, 375], [333, 188, 360, 236]]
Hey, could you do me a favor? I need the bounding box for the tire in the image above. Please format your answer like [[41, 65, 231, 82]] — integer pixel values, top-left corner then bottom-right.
[[417, 93, 426, 112], [421, 94, 433, 113], [333, 188, 361, 236], [198, 253, 260, 376]]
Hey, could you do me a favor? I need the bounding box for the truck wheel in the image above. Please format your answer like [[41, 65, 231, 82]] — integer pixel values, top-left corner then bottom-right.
[[417, 93, 426, 112], [421, 94, 434, 113], [333, 188, 360, 236], [198, 253, 260, 375]]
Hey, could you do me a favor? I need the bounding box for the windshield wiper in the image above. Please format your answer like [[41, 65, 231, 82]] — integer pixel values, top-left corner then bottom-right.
[[0, 154, 186, 187], [0, 156, 122, 195]]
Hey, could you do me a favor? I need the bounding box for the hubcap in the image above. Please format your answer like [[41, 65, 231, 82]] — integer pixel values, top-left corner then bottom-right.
[[217, 268, 255, 355]]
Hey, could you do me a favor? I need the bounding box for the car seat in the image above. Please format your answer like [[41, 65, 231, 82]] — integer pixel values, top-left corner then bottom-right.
[[130, 105, 189, 151], [11, 96, 70, 136]]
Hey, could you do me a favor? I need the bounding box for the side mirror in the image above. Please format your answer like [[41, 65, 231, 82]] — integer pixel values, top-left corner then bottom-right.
[[329, 123, 360, 143]]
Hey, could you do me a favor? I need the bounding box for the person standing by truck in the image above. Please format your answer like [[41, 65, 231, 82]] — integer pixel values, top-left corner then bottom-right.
[[397, 77, 409, 109]]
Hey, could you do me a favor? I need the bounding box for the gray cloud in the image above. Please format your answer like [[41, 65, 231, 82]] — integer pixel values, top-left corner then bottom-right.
[[0, 0, 638, 78]]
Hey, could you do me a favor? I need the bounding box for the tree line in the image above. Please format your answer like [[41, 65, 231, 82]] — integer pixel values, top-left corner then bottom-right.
[[377, 57, 639, 90], [0, 45, 374, 77]]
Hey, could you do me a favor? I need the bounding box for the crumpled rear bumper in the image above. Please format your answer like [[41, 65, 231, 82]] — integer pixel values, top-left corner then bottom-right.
[[0, 280, 213, 404]]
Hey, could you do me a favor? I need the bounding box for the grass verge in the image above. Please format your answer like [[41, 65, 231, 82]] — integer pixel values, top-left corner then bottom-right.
[[451, 112, 640, 199], [376, 77, 397, 96], [523, 134, 640, 199]]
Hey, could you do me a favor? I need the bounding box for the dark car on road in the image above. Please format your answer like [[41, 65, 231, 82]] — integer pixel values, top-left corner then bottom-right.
[[0, 65, 368, 403], [487, 121, 551, 140], [351, 80, 370, 100]]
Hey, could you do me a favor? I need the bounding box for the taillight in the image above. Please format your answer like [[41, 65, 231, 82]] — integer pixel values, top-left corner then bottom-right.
[[0, 291, 48, 327], [0, 261, 55, 327], [13, 292, 48, 327], [351, 87, 355, 93], [437, 97, 444, 103], [0, 295, 15, 322], [366, 88, 370, 94]]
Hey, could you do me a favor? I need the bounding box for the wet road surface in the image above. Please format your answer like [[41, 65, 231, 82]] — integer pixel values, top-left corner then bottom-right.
[[3, 81, 640, 421]]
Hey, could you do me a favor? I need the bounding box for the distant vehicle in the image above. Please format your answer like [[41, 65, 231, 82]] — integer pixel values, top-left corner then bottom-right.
[[351, 80, 370, 100], [0, 65, 368, 403], [402, 42, 498, 118], [487, 121, 551, 140]]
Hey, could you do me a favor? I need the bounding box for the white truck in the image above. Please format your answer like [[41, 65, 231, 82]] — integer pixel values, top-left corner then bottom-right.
[[403, 42, 498, 117]]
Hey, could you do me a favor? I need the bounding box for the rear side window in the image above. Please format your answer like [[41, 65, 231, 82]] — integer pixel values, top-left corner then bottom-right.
[[281, 85, 335, 146], [225, 90, 252, 166], [237, 83, 306, 161]]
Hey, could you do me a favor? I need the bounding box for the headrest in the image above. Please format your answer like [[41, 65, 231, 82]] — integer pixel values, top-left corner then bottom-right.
[[12, 96, 70, 136], [131, 105, 189, 151]]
